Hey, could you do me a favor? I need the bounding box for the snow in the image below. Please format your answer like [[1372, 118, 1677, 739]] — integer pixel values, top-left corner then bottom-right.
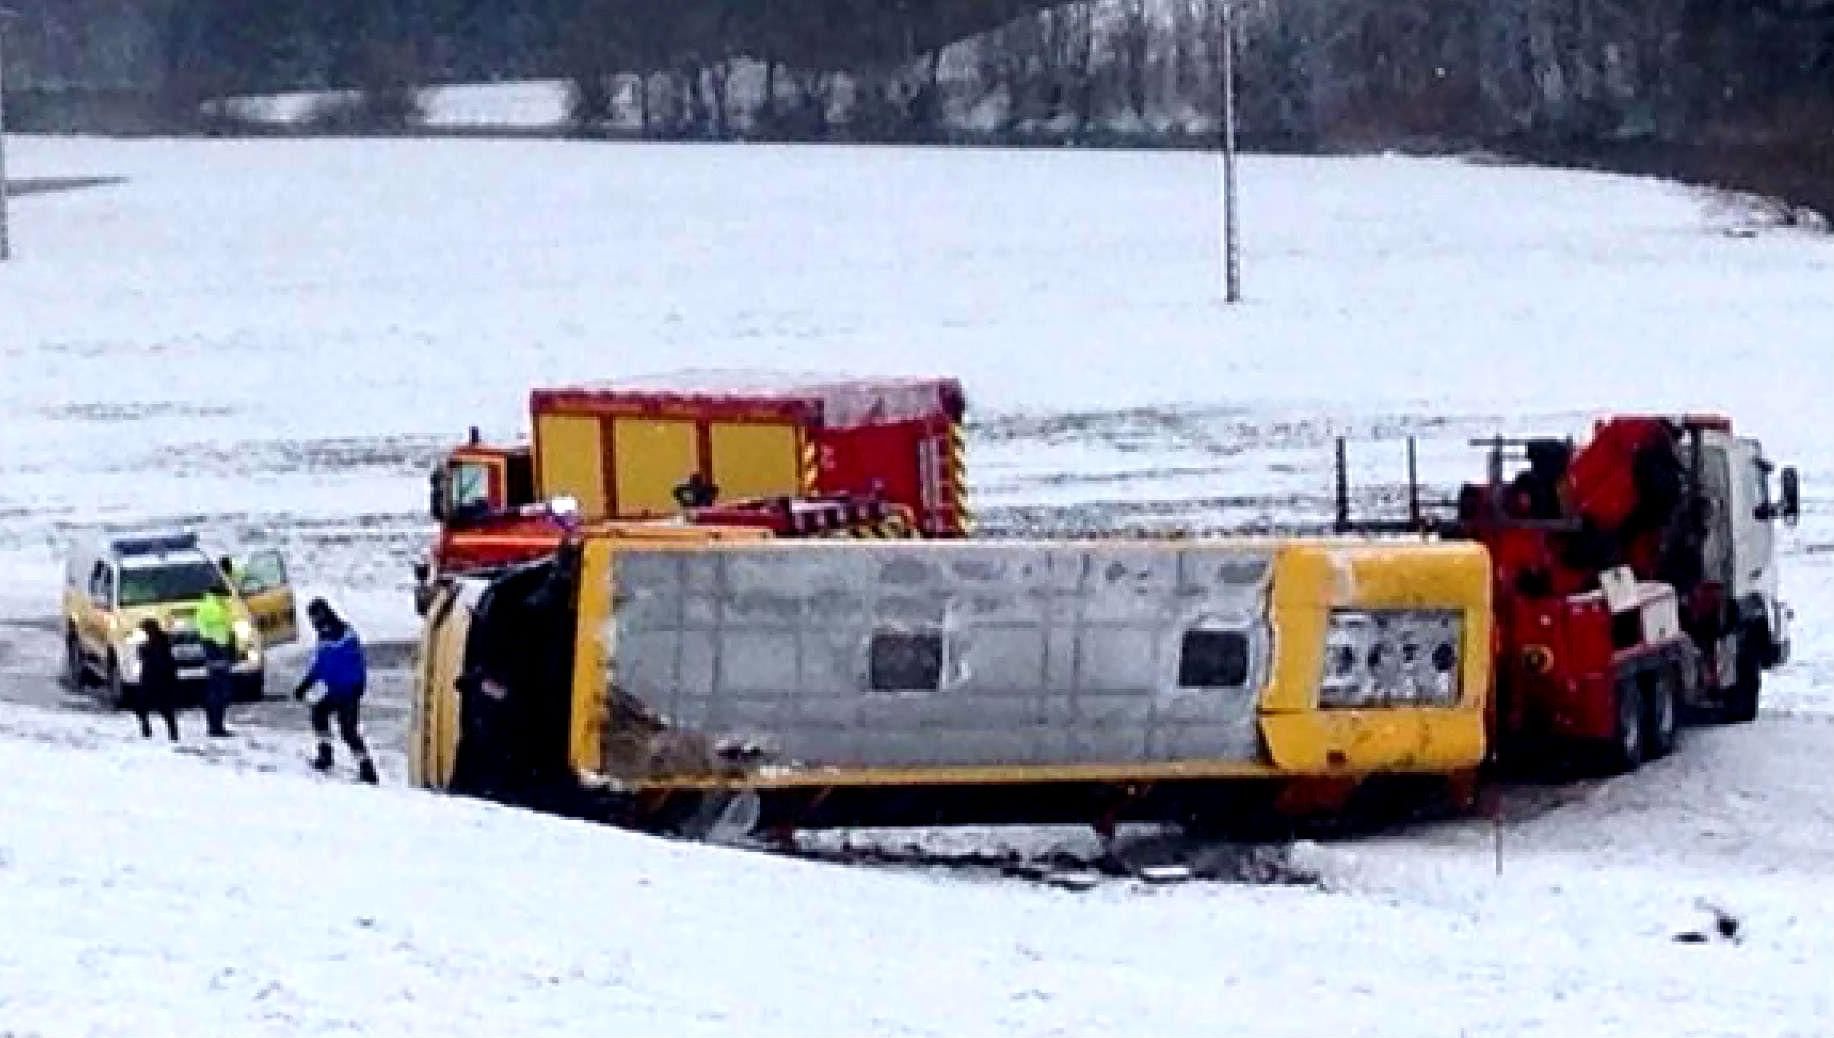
[[212, 81, 576, 130], [207, 88, 363, 125], [3, 701, 1833, 1037], [4, 133, 1834, 1033], [421, 81, 573, 129]]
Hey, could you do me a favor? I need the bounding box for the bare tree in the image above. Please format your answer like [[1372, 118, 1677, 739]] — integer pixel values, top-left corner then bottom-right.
[[559, 0, 618, 132], [972, 10, 1039, 130], [1110, 0, 1152, 119], [1038, 2, 1095, 133]]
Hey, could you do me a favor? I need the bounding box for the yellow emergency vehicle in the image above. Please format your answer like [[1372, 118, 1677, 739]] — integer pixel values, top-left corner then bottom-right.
[[62, 532, 300, 705]]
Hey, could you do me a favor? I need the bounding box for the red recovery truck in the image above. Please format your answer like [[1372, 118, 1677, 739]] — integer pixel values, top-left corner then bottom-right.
[[416, 375, 969, 611], [1342, 414, 1799, 773]]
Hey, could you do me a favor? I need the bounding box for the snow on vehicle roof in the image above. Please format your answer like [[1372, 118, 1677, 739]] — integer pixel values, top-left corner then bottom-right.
[[560, 368, 965, 428]]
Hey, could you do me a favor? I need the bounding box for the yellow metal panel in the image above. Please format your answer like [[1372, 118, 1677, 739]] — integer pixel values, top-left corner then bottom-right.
[[409, 605, 434, 787], [1260, 543, 1337, 718], [710, 422, 802, 501], [410, 581, 473, 790], [568, 527, 777, 781], [1258, 709, 1487, 774], [1260, 541, 1492, 713], [536, 414, 608, 518], [1258, 540, 1493, 773], [569, 536, 613, 778], [612, 418, 698, 516]]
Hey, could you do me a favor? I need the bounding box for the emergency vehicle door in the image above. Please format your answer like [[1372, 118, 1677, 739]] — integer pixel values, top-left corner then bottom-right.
[[237, 550, 300, 647], [78, 561, 116, 660]]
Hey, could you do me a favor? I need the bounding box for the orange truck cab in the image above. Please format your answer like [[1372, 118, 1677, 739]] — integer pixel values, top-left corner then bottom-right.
[[418, 375, 969, 611], [438, 438, 535, 522]]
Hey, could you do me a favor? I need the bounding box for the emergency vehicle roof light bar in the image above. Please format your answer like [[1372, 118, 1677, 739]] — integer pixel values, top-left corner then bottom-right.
[[111, 532, 199, 556]]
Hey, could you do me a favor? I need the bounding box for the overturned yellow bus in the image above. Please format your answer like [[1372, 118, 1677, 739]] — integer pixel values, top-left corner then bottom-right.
[[412, 530, 1492, 834]]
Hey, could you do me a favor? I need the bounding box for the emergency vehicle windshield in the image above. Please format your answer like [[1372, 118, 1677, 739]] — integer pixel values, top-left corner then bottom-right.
[[118, 560, 228, 607]]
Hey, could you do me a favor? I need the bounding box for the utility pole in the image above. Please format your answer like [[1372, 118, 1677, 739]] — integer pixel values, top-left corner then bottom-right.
[[0, 7, 13, 262], [1218, 0, 1239, 303]]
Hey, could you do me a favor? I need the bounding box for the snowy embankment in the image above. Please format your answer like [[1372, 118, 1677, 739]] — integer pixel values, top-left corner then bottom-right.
[[3, 700, 1833, 1037], [3, 134, 1834, 1033]]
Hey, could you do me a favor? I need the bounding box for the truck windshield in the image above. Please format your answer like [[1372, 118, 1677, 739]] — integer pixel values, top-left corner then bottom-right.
[[450, 461, 493, 513], [118, 561, 228, 607]]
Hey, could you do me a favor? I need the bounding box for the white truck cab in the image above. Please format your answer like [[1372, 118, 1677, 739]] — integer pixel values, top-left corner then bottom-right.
[[1692, 429, 1798, 715]]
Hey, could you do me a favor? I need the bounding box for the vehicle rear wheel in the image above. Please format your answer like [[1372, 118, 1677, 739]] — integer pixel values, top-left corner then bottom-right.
[[1643, 668, 1678, 760], [1603, 677, 1645, 774], [235, 669, 267, 702], [64, 629, 89, 689], [1723, 628, 1763, 724], [105, 654, 128, 710]]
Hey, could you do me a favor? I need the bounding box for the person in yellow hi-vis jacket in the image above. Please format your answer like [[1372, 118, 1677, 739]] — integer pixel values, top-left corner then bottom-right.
[[194, 581, 236, 737]]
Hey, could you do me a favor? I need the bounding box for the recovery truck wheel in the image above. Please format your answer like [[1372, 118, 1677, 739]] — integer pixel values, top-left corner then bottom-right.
[[1642, 669, 1677, 761], [1722, 628, 1763, 725], [1603, 677, 1645, 774]]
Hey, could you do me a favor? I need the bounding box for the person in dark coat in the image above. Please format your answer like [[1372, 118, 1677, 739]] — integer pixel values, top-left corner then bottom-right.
[[293, 598, 377, 784], [132, 619, 180, 741]]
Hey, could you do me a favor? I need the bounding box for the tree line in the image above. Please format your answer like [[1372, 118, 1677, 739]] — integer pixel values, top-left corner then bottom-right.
[[5, 0, 1832, 211]]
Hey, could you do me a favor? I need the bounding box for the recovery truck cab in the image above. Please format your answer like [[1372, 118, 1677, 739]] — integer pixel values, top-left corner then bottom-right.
[[417, 374, 969, 611], [1367, 413, 1798, 771], [62, 532, 300, 705], [1685, 421, 1795, 681]]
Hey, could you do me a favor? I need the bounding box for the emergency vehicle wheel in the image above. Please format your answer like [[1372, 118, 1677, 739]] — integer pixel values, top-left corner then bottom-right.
[[234, 670, 267, 702], [1643, 670, 1677, 760], [64, 629, 89, 689], [1604, 678, 1645, 774], [104, 654, 128, 710]]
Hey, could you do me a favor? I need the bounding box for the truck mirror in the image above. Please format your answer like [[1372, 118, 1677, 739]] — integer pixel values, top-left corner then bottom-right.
[[1781, 466, 1801, 527], [429, 467, 448, 521]]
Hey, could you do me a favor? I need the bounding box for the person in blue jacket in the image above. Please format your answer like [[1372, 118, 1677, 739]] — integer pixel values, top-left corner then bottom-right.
[[293, 598, 377, 784]]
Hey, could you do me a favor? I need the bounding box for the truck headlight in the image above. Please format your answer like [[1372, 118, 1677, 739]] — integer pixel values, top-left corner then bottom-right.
[[233, 619, 261, 660], [1319, 609, 1462, 708]]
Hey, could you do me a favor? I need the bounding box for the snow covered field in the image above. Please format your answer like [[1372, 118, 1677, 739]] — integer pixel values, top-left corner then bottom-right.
[[3, 134, 1834, 1034], [4, 696, 1833, 1037], [3, 136, 1829, 645]]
